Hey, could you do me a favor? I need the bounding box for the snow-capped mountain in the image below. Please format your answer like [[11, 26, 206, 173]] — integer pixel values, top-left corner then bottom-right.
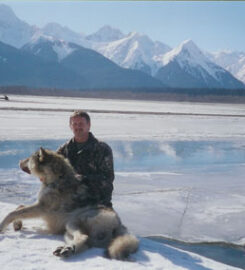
[[19, 36, 164, 89], [86, 25, 125, 42], [0, 4, 36, 48], [207, 50, 245, 84], [41, 22, 90, 48], [92, 31, 171, 75], [0, 40, 87, 89], [0, 4, 244, 90], [22, 34, 80, 62], [155, 40, 245, 89]]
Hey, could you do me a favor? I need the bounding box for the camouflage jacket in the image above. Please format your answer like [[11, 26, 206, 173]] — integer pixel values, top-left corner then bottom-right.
[[57, 132, 114, 207]]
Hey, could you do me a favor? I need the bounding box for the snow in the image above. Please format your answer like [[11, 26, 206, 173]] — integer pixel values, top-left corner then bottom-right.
[[2, 94, 245, 115], [1, 3, 244, 85], [115, 168, 245, 244], [1, 94, 245, 269], [26, 34, 78, 61], [52, 41, 77, 62], [41, 22, 89, 49], [0, 204, 239, 270], [208, 51, 245, 84], [86, 25, 125, 42], [92, 32, 171, 75], [160, 40, 226, 81], [0, 4, 36, 48], [0, 4, 19, 25], [1, 95, 245, 141], [30, 32, 56, 44]]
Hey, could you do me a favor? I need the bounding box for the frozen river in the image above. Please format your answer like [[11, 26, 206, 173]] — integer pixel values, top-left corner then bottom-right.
[[1, 95, 245, 269], [1, 139, 245, 269]]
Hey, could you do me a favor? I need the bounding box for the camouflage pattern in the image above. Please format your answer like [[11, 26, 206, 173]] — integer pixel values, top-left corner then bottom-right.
[[57, 132, 114, 207]]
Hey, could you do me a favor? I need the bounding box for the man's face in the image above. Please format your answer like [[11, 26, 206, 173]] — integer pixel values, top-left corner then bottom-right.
[[70, 116, 90, 139]]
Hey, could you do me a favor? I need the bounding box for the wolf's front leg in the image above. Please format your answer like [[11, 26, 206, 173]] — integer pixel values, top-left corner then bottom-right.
[[0, 203, 43, 232], [12, 205, 25, 231], [53, 222, 89, 258]]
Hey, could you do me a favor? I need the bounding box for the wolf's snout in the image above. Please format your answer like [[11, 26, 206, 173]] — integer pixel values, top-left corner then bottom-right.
[[19, 158, 31, 174]]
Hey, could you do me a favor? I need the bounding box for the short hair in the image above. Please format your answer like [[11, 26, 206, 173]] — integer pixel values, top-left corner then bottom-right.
[[69, 110, 91, 124]]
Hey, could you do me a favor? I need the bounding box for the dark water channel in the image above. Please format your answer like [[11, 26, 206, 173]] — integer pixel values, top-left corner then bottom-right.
[[1, 139, 245, 269], [148, 236, 245, 269]]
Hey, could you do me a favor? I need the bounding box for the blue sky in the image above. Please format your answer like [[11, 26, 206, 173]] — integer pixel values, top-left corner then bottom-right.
[[2, 1, 245, 52]]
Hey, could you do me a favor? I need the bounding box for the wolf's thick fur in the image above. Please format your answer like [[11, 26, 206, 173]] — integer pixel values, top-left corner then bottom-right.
[[0, 148, 139, 260]]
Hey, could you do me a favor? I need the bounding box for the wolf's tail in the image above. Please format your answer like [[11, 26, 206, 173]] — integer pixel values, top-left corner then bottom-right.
[[107, 232, 139, 260]]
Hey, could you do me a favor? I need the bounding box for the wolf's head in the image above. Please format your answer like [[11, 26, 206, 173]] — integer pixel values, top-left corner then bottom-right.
[[24, 148, 75, 185]]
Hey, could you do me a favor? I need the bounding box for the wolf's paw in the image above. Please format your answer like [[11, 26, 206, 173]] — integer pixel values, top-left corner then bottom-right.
[[53, 245, 75, 258], [13, 220, 23, 231]]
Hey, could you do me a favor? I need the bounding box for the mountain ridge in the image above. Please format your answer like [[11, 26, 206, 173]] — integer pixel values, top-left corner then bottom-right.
[[0, 4, 244, 90], [0, 37, 164, 90], [154, 39, 244, 89]]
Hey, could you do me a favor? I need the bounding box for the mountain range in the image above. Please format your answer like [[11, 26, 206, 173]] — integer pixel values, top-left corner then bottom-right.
[[0, 4, 244, 91]]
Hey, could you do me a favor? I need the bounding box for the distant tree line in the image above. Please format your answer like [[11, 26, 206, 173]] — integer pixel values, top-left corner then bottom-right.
[[1, 85, 245, 104]]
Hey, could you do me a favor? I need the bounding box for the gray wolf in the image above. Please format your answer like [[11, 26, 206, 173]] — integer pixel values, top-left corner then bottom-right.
[[0, 148, 139, 260]]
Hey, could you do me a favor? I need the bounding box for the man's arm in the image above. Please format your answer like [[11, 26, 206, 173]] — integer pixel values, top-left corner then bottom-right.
[[57, 140, 114, 205], [82, 145, 114, 204]]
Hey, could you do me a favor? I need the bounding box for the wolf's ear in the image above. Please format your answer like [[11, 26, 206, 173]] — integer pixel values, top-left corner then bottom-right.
[[39, 147, 47, 163]]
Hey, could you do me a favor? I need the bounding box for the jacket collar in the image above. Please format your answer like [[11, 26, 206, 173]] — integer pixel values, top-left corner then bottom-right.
[[69, 132, 98, 151]]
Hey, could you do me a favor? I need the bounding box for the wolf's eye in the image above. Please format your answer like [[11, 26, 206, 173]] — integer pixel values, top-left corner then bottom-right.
[[36, 153, 44, 163]]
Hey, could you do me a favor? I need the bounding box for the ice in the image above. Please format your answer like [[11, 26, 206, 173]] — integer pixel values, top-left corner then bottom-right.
[[0, 94, 245, 269]]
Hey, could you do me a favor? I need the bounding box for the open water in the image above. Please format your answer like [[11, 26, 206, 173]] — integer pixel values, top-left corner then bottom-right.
[[1, 139, 245, 269]]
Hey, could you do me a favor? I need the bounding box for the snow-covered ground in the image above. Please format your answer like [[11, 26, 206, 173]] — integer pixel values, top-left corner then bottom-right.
[[0, 205, 239, 270], [1, 94, 245, 115], [1, 95, 245, 141], [1, 94, 245, 269]]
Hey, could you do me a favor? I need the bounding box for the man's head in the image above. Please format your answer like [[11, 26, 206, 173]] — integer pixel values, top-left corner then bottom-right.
[[69, 111, 91, 142]]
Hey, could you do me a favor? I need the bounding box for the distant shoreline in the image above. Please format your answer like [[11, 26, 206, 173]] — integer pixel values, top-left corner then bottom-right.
[[1, 86, 245, 104], [1, 106, 245, 118]]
